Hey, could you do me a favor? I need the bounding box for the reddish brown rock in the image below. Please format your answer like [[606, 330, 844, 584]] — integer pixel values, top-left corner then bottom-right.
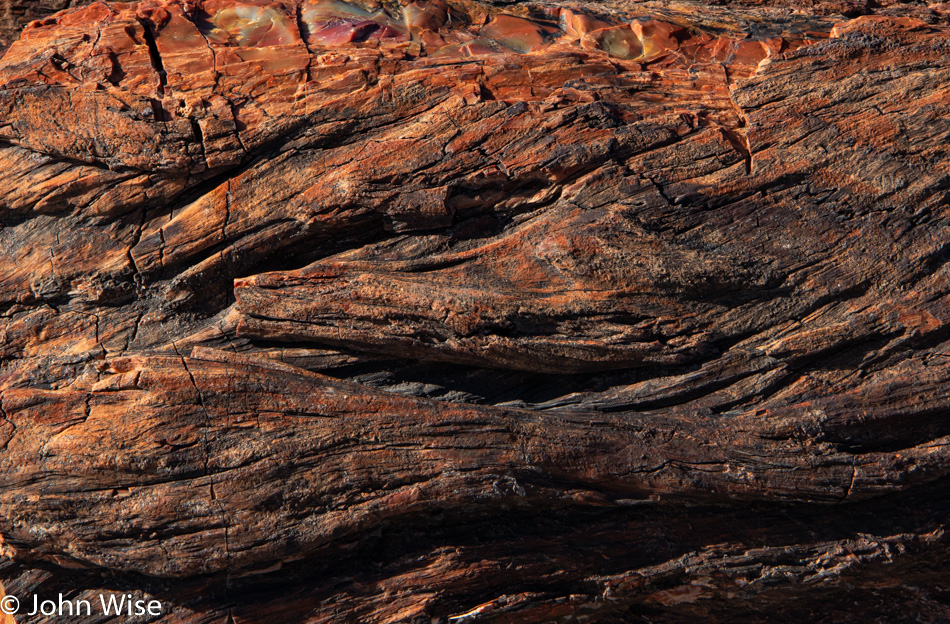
[[1, 1, 950, 623]]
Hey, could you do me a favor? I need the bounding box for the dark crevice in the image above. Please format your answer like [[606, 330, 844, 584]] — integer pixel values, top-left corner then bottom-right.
[[827, 406, 950, 454], [137, 17, 167, 98], [719, 126, 753, 174], [648, 175, 676, 206], [189, 116, 207, 168]]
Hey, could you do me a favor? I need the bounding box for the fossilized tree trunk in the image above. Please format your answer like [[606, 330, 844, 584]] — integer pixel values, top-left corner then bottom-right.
[[1, 0, 950, 622]]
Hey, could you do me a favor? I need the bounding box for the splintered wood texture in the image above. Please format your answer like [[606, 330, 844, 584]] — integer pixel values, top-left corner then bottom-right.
[[1, 1, 950, 622]]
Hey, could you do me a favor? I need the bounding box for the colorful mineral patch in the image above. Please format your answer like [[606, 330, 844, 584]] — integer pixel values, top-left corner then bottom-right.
[[199, 1, 300, 47], [300, 0, 408, 45]]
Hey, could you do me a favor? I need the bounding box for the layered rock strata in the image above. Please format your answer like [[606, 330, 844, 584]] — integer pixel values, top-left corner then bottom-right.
[[1, 1, 950, 622]]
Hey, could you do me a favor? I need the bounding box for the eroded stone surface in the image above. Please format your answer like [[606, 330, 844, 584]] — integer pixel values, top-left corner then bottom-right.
[[1, 1, 950, 623]]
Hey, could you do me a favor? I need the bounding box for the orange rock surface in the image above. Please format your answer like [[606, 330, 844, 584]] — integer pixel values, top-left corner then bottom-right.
[[1, 1, 950, 622]]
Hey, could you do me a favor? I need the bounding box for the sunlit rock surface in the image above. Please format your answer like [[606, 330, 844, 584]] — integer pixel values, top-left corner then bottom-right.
[[1, 1, 950, 622]]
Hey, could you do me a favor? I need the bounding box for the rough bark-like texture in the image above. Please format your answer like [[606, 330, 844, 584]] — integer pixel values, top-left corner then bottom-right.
[[1, 0, 950, 622], [0, 1, 95, 55]]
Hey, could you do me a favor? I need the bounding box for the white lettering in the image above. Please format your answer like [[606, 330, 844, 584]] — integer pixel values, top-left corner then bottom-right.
[[99, 593, 127, 615]]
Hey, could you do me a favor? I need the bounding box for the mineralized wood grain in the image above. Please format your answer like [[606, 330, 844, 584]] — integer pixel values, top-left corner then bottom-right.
[[1, 0, 950, 622]]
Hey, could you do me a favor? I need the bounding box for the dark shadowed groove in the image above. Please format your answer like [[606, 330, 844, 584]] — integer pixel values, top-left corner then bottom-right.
[[136, 17, 167, 98]]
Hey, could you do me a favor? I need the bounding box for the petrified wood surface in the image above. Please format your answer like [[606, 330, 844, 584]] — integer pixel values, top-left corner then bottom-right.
[[1, 0, 950, 622]]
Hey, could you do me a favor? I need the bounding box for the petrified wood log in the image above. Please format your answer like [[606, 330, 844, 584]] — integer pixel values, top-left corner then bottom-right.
[[1, 0, 950, 622]]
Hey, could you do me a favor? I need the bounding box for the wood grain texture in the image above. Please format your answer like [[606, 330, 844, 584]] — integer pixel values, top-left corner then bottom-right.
[[1, 0, 950, 622]]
